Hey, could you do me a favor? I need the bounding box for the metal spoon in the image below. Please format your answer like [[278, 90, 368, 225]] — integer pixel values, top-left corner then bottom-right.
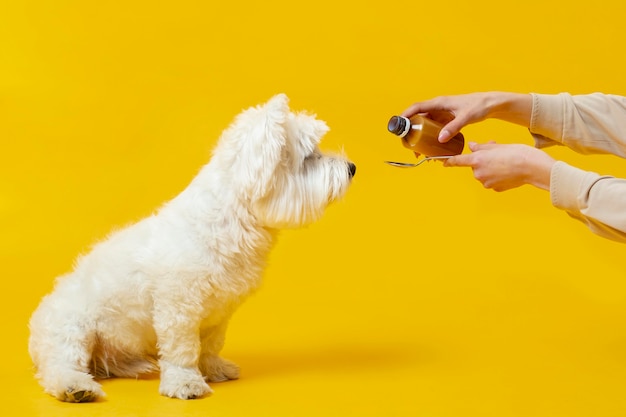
[[384, 155, 452, 168]]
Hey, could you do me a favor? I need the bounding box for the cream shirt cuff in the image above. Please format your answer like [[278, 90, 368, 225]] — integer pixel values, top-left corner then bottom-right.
[[550, 160, 598, 211], [529, 93, 567, 148]]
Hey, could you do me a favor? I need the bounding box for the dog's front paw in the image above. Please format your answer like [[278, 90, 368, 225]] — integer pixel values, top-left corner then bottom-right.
[[200, 356, 240, 382], [45, 371, 105, 403], [159, 365, 212, 400], [64, 387, 100, 403]]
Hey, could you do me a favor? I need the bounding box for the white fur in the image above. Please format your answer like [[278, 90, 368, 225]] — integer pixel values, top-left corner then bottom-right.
[[28, 94, 355, 402]]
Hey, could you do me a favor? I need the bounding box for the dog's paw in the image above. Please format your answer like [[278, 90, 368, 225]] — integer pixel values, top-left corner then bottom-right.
[[159, 365, 212, 400], [200, 356, 240, 382], [47, 371, 104, 403], [64, 387, 100, 403]]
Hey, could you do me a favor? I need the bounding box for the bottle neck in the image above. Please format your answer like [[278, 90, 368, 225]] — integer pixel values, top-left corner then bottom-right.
[[395, 116, 412, 138]]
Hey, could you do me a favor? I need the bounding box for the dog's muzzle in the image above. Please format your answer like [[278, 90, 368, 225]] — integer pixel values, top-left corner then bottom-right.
[[348, 162, 356, 179]]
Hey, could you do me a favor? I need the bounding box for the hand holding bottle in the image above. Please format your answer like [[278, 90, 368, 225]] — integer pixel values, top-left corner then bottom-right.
[[401, 92, 533, 143]]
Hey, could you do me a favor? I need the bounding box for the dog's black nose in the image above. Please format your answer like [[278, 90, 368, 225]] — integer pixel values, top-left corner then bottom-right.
[[348, 162, 356, 178]]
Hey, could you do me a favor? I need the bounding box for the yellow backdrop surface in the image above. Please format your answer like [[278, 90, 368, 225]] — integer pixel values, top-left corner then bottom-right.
[[2, 1, 626, 416]]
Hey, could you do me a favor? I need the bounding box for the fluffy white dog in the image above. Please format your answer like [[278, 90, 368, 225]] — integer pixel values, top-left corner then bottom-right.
[[28, 94, 356, 402]]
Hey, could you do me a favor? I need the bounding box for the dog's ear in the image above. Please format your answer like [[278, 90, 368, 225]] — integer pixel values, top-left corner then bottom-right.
[[232, 93, 289, 199], [288, 113, 329, 159]]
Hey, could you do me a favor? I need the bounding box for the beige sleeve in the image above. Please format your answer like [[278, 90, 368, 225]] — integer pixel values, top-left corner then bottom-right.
[[529, 92, 626, 157], [528, 93, 626, 242], [550, 161, 626, 242]]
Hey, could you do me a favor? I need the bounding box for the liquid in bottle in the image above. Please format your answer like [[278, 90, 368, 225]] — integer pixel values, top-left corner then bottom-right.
[[387, 115, 464, 157]]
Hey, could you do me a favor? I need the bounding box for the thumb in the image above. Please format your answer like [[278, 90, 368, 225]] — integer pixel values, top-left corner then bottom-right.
[[438, 118, 467, 143], [438, 126, 459, 143]]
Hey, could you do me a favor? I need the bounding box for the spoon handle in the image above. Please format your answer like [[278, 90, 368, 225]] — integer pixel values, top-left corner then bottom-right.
[[384, 155, 452, 168]]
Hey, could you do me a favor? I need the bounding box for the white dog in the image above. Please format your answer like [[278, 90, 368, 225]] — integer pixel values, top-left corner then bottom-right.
[[28, 94, 356, 402]]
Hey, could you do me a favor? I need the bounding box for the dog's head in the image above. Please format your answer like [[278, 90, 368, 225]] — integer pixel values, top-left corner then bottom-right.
[[212, 94, 356, 229]]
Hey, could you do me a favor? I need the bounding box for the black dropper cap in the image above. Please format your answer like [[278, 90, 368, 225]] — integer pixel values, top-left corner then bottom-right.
[[387, 116, 408, 136]]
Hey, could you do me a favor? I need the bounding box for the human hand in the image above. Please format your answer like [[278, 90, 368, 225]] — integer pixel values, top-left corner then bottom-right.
[[443, 142, 556, 192], [401, 92, 532, 144], [401, 93, 494, 143]]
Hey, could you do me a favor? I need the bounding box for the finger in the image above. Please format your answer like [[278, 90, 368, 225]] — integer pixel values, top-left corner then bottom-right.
[[444, 153, 475, 167], [438, 113, 472, 143], [438, 120, 464, 143], [425, 109, 455, 124], [468, 141, 498, 152], [400, 98, 447, 118]]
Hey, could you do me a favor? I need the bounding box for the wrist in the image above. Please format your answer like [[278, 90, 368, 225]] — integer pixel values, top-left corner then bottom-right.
[[525, 150, 555, 191], [488, 92, 532, 127], [484, 92, 510, 117]]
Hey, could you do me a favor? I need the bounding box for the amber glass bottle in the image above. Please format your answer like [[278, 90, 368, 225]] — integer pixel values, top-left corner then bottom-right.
[[387, 115, 464, 157]]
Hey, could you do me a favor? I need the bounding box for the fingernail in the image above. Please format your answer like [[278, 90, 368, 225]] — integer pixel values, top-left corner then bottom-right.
[[438, 129, 449, 142]]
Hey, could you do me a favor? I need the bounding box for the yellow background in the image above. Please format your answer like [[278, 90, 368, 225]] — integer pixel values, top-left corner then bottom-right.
[[2, 1, 626, 416]]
